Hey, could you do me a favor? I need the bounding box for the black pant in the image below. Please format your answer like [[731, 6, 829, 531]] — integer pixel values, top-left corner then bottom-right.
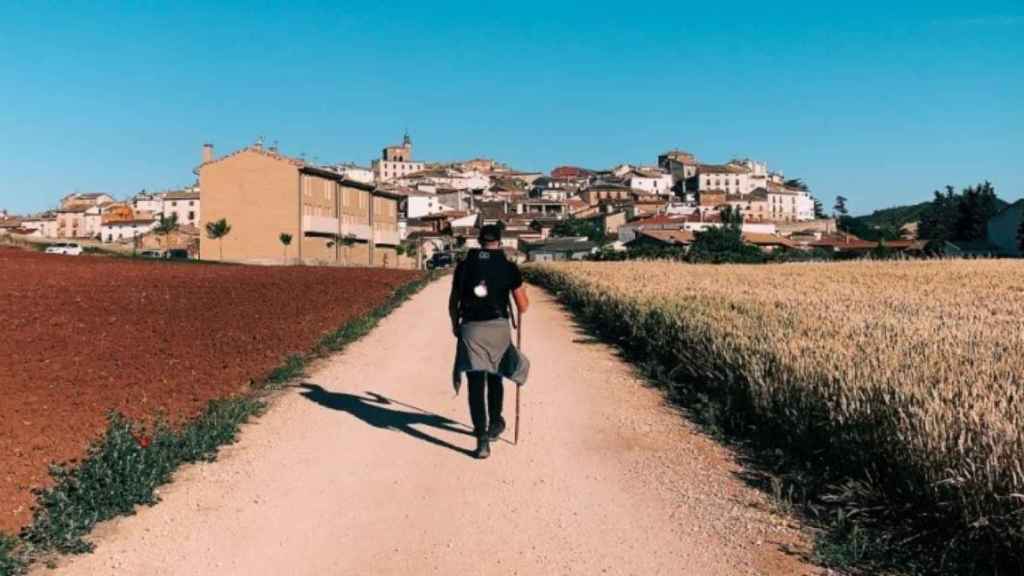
[[467, 371, 504, 436]]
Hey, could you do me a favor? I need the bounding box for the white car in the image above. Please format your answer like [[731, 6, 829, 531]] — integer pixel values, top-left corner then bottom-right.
[[45, 242, 84, 256]]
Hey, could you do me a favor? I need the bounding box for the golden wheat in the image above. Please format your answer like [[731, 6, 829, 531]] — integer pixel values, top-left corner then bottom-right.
[[527, 259, 1024, 559]]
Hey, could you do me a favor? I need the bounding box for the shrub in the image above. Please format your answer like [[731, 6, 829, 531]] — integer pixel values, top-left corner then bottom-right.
[[0, 533, 22, 576], [20, 400, 263, 555], [687, 225, 766, 264], [267, 355, 305, 387]]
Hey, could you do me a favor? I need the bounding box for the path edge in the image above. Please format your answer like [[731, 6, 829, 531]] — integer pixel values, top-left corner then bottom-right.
[[0, 270, 442, 576]]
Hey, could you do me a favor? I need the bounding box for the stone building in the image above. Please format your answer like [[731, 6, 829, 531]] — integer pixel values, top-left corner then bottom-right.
[[371, 133, 425, 182]]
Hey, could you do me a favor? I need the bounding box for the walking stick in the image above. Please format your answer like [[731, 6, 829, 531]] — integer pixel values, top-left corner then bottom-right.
[[515, 309, 522, 445]]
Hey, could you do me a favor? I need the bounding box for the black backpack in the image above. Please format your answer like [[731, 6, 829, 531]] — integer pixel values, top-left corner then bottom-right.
[[458, 249, 514, 321]]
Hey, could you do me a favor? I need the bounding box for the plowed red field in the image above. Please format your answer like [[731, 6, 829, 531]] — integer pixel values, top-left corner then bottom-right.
[[0, 248, 420, 533]]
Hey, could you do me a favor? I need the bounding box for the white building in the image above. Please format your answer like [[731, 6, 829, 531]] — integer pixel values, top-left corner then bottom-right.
[[405, 193, 447, 219], [372, 134, 425, 182], [767, 187, 816, 222], [59, 192, 114, 210], [538, 188, 571, 201], [796, 191, 816, 221], [626, 169, 674, 197], [19, 216, 46, 237], [729, 158, 768, 177], [697, 164, 755, 196], [101, 216, 159, 243], [611, 164, 634, 178], [449, 213, 479, 229], [398, 167, 490, 192], [83, 206, 104, 238], [131, 192, 164, 214], [36, 215, 58, 238], [331, 163, 375, 185], [161, 189, 200, 227]]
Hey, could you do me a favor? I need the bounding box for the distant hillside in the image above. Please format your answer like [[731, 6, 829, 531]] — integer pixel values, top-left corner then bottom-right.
[[855, 197, 1010, 229], [853, 201, 934, 229]]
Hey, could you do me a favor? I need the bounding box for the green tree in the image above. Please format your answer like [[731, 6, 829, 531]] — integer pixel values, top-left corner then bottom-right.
[[834, 195, 849, 218], [688, 207, 763, 264], [205, 218, 231, 261], [551, 216, 605, 243], [279, 232, 293, 263], [615, 244, 687, 261], [955, 181, 1000, 242], [155, 213, 179, 236], [918, 186, 958, 241], [153, 213, 179, 254], [1017, 212, 1024, 255], [688, 226, 763, 264], [918, 182, 1002, 242], [813, 198, 826, 219], [396, 240, 416, 260], [784, 178, 809, 192], [719, 205, 744, 227]]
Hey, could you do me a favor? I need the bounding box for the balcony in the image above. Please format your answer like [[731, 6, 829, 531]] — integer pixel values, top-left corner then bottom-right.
[[302, 215, 339, 235], [373, 228, 400, 246], [342, 223, 371, 242]]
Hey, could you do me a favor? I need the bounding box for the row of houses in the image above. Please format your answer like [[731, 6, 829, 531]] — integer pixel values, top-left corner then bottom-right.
[[3, 188, 200, 246], [370, 143, 821, 263], [29, 134, 1020, 267], [186, 137, 822, 266]]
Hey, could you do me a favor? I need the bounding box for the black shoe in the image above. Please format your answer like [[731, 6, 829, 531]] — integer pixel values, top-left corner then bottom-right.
[[488, 417, 506, 440], [474, 436, 491, 459]]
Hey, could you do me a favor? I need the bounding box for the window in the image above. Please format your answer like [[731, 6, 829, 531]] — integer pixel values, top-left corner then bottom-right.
[[188, 211, 195, 221], [171, 201, 177, 206]]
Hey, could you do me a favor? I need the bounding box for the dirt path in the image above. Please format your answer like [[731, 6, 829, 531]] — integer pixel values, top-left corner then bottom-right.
[[47, 279, 819, 576]]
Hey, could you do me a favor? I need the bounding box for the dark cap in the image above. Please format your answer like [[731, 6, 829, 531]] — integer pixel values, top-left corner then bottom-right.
[[479, 224, 502, 243]]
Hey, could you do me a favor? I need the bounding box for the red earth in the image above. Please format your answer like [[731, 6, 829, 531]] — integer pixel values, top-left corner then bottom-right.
[[0, 248, 420, 533]]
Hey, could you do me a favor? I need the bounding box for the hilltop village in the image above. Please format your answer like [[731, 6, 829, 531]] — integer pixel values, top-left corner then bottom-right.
[[3, 135, 905, 265]]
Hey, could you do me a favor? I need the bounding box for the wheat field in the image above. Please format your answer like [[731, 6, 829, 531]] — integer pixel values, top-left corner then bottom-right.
[[526, 259, 1024, 566]]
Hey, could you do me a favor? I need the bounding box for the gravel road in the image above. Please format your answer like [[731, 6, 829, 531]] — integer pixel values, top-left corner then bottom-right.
[[47, 278, 820, 575]]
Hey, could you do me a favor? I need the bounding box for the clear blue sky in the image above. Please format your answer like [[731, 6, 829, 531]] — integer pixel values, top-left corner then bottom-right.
[[1, 1, 1021, 215]]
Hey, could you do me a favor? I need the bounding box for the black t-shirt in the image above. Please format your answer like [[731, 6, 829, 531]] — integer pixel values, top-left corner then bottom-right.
[[453, 249, 523, 323]]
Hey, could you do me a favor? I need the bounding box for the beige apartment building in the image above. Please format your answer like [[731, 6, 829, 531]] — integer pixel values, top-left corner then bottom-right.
[[197, 144, 401, 266]]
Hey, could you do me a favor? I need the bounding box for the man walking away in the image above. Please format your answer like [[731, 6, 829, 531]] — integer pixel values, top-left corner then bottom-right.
[[450, 225, 530, 459]]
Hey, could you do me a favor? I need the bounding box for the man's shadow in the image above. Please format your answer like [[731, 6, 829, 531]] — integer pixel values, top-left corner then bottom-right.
[[297, 384, 476, 458]]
